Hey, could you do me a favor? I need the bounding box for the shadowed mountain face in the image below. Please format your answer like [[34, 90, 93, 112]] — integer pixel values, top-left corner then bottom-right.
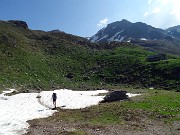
[[90, 19, 180, 55], [90, 19, 166, 42], [166, 25, 180, 39]]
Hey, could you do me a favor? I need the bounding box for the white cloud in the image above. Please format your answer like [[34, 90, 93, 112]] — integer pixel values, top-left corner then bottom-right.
[[160, 0, 170, 5], [152, 7, 161, 14], [148, 0, 153, 5], [97, 18, 108, 27], [144, 0, 180, 28], [144, 12, 148, 17], [143, 7, 160, 18]]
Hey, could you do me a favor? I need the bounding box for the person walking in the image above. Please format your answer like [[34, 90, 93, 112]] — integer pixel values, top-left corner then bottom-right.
[[52, 92, 57, 109]]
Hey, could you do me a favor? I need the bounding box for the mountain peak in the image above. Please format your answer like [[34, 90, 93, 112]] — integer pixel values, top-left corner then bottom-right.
[[121, 19, 131, 23], [90, 20, 167, 43]]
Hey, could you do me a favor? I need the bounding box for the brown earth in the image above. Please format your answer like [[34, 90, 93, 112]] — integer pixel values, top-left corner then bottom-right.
[[25, 108, 180, 135]]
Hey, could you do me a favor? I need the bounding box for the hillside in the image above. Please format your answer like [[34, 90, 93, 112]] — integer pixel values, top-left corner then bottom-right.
[[0, 20, 95, 91], [0, 20, 179, 91]]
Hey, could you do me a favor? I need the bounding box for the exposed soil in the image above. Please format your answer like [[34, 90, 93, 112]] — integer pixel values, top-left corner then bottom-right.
[[25, 108, 180, 135], [25, 90, 180, 135]]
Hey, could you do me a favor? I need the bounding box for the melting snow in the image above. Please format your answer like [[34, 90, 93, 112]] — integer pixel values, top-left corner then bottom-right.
[[0, 89, 107, 135], [109, 29, 124, 41], [127, 40, 131, 43], [114, 36, 125, 42], [90, 35, 99, 43], [140, 38, 147, 41], [0, 89, 140, 135], [96, 34, 108, 42], [127, 93, 141, 97], [112, 25, 118, 29]]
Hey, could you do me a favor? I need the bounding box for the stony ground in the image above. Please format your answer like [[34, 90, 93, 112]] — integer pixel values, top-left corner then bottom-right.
[[25, 90, 180, 135], [25, 108, 180, 135]]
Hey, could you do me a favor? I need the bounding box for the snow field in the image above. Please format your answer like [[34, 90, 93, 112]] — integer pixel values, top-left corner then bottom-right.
[[0, 89, 140, 135]]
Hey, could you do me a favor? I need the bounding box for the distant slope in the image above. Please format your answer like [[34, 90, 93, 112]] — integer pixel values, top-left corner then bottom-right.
[[90, 19, 180, 55], [166, 25, 180, 39], [0, 20, 179, 90], [90, 19, 166, 42]]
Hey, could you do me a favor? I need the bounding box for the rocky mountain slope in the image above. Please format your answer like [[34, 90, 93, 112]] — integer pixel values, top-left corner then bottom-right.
[[90, 19, 166, 42], [90, 19, 180, 55], [166, 25, 180, 39]]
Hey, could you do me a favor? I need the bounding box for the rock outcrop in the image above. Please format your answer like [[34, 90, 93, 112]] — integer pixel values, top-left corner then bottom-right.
[[146, 54, 167, 62], [8, 20, 28, 29]]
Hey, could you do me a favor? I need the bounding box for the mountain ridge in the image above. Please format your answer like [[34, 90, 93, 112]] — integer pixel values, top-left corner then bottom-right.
[[90, 19, 180, 55], [90, 19, 180, 42]]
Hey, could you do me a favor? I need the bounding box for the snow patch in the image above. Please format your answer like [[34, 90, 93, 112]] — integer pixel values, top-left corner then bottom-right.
[[112, 25, 118, 29], [96, 34, 108, 42], [0, 89, 108, 135], [39, 89, 108, 109], [114, 36, 125, 42], [0, 89, 141, 135], [127, 40, 131, 43], [140, 38, 147, 41], [109, 29, 124, 41], [0, 89, 54, 135], [91, 35, 99, 42], [127, 93, 141, 97]]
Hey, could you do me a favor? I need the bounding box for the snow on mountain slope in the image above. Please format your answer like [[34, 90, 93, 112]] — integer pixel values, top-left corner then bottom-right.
[[90, 19, 167, 43]]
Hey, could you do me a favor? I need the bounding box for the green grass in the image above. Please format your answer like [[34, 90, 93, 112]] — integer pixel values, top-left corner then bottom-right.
[[89, 112, 121, 125], [26, 88, 180, 135], [122, 90, 180, 120], [38, 89, 180, 131], [0, 21, 179, 90], [96, 46, 180, 90]]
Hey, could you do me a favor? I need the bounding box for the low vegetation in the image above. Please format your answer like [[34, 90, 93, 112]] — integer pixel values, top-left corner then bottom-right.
[[26, 89, 180, 134], [53, 90, 180, 124], [0, 21, 179, 92], [0, 21, 179, 134]]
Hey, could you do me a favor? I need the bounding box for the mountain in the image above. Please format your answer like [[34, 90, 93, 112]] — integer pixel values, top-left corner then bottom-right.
[[90, 19, 166, 42], [166, 25, 180, 39], [90, 19, 180, 55], [0, 20, 179, 91]]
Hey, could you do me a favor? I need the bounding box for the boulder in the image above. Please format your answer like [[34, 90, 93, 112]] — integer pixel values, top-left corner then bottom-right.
[[66, 73, 74, 79], [101, 90, 128, 103], [146, 54, 167, 62], [8, 20, 28, 29]]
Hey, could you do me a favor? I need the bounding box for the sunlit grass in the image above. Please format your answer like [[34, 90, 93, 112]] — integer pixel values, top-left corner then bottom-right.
[[122, 90, 180, 120]]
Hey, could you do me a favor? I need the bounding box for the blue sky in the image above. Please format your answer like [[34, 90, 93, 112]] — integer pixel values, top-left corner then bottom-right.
[[1, 0, 180, 37]]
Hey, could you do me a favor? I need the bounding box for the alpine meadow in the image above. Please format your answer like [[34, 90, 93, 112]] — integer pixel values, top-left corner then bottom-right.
[[0, 19, 180, 135]]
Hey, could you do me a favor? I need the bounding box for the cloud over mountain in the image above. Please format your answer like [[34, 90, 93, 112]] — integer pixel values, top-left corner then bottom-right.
[[97, 18, 108, 27], [144, 0, 180, 28]]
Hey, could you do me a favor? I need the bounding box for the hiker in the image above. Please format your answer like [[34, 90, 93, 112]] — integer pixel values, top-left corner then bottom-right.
[[52, 92, 57, 108]]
